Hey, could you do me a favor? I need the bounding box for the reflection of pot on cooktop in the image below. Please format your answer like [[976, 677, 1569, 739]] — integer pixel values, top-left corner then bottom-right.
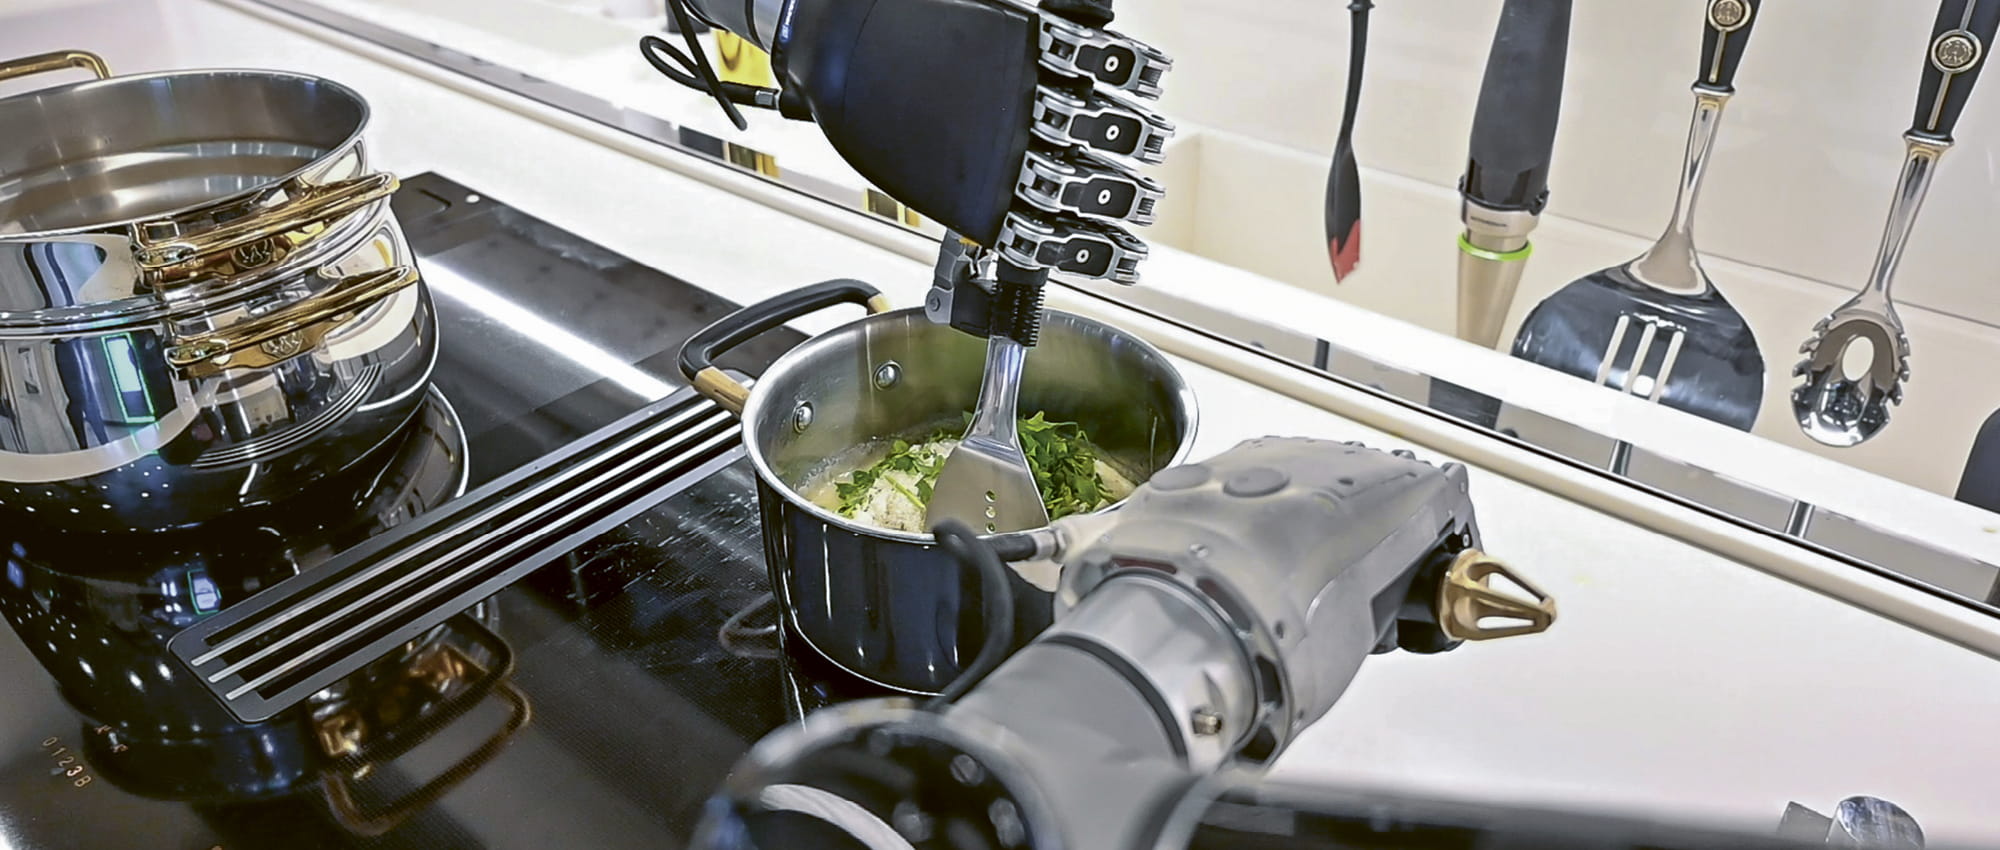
[[0, 389, 528, 831]]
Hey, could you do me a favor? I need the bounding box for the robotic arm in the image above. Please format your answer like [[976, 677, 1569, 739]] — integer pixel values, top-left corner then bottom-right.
[[694, 438, 1560, 849], [692, 440, 1925, 848], [660, 0, 1173, 344]]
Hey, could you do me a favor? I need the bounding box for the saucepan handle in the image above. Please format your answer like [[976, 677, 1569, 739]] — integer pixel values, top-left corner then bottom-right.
[[134, 174, 402, 284], [318, 617, 531, 837], [0, 50, 109, 86], [678, 278, 892, 415], [165, 266, 420, 377]]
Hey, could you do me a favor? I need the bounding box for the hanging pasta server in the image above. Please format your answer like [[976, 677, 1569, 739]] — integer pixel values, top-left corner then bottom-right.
[[1792, 0, 2000, 446]]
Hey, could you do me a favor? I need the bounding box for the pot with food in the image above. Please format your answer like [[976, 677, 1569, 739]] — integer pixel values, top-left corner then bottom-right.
[[680, 280, 1197, 694]]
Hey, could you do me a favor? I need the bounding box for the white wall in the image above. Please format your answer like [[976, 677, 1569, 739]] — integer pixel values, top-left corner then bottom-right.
[[1119, 0, 2000, 498]]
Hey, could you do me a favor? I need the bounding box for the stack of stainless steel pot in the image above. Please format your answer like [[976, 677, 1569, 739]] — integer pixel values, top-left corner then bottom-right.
[[0, 50, 435, 532], [681, 280, 1199, 694]]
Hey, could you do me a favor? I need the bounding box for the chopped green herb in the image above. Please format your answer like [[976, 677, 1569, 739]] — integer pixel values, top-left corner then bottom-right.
[[1013, 412, 1115, 520], [830, 413, 1125, 525]]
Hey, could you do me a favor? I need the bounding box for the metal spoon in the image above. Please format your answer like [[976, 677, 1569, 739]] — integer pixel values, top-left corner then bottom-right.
[[1794, 0, 2000, 446], [1512, 0, 1764, 431], [929, 334, 1050, 534]]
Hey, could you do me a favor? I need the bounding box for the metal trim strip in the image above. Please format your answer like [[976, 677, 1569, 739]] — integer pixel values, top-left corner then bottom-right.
[[170, 384, 747, 721]]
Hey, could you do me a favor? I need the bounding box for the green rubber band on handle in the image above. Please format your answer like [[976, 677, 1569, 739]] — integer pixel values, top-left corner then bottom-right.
[[1457, 233, 1534, 262]]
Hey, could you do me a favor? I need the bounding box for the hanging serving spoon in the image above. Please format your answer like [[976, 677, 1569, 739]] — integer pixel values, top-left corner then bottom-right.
[[1794, 0, 2000, 446]]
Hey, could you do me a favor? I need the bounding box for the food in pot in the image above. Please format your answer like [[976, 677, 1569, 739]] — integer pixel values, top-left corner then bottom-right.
[[806, 413, 1138, 533]]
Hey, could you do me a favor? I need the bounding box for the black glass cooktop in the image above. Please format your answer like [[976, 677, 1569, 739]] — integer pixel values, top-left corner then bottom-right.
[[0, 174, 877, 849]]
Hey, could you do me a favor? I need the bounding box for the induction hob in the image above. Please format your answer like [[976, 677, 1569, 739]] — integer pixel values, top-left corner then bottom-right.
[[0, 173, 881, 849]]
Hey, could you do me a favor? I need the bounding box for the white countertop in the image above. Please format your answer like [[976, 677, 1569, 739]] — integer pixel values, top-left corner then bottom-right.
[[7, 0, 2000, 842]]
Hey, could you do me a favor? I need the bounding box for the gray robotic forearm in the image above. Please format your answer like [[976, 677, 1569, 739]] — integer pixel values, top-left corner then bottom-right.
[[697, 438, 1557, 850]]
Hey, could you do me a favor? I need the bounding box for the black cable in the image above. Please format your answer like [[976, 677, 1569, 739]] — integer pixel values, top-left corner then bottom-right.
[[667, 0, 746, 129], [983, 531, 1043, 563], [924, 520, 1016, 710], [639, 1, 748, 130], [640, 34, 703, 89], [718, 592, 780, 659]]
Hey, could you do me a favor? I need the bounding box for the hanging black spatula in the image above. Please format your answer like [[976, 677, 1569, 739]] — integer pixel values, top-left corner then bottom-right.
[[1326, 0, 1373, 281]]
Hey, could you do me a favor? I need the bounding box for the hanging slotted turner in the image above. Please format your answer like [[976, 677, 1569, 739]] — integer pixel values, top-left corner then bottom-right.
[[1793, 0, 2000, 447], [1512, 0, 1764, 431]]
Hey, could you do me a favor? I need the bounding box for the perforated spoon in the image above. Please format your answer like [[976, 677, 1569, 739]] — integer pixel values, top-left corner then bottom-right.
[[1793, 0, 2000, 447]]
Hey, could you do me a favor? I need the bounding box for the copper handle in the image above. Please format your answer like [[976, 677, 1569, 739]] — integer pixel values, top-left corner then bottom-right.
[[318, 636, 532, 837], [134, 173, 400, 283], [0, 50, 110, 86], [165, 266, 419, 377], [321, 680, 529, 836]]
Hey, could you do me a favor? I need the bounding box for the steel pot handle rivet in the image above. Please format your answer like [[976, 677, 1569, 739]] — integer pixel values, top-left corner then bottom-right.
[[792, 402, 815, 433], [874, 361, 902, 389]]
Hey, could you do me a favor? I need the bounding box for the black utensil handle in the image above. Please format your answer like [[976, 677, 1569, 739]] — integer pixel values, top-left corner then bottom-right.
[[1463, 0, 1573, 212], [1695, 0, 1762, 93], [1911, 0, 2000, 142], [1337, 0, 1373, 145], [677, 278, 888, 381], [1324, 0, 1372, 274]]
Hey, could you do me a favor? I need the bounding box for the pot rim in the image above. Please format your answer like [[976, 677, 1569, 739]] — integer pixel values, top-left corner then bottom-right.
[[0, 67, 375, 243], [738, 306, 1201, 544]]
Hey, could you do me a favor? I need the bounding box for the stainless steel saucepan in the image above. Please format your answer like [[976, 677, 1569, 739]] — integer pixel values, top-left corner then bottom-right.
[[0, 51, 435, 532], [679, 280, 1198, 694]]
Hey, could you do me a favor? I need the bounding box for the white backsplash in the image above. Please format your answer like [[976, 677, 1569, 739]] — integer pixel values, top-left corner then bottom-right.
[[1121, 0, 2000, 324], [1123, 0, 2000, 498], [77, 0, 1997, 499]]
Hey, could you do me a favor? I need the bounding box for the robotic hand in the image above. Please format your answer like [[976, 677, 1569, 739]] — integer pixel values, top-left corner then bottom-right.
[[657, 0, 1173, 345], [694, 438, 1559, 850]]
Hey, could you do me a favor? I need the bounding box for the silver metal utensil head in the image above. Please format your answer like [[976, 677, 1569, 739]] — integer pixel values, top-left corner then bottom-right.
[[929, 336, 1051, 534], [1512, 263, 1763, 431], [1791, 295, 1910, 448], [1594, 312, 1687, 401], [1788, 128, 1947, 448], [1511, 85, 1764, 431]]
